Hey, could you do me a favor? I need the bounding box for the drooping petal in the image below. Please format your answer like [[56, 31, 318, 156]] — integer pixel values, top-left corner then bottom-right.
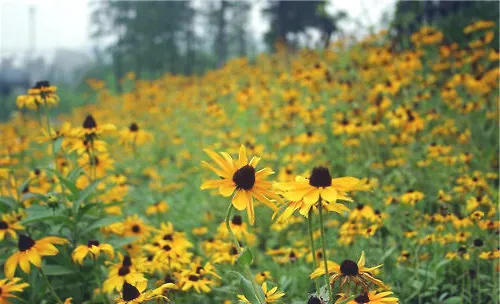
[[303, 188, 321, 205], [320, 187, 338, 203], [219, 184, 236, 197], [4, 253, 19, 278], [246, 193, 255, 225], [232, 190, 249, 211]]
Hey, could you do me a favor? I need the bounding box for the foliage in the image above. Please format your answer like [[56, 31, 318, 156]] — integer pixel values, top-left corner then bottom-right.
[[0, 21, 499, 304]]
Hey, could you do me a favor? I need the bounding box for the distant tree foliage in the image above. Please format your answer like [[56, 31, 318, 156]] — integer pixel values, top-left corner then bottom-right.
[[90, 0, 254, 84], [262, 1, 347, 50], [391, 1, 499, 49]]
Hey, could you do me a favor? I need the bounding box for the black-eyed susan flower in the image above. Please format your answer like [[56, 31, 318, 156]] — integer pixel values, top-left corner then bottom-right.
[[0, 277, 29, 302], [275, 166, 364, 216], [145, 201, 169, 215], [0, 213, 24, 240], [336, 290, 398, 304], [255, 271, 273, 284], [119, 122, 153, 148], [237, 282, 285, 303], [201, 145, 279, 224], [103, 254, 145, 293], [5, 235, 68, 278], [72, 240, 115, 264], [115, 280, 175, 303], [122, 215, 151, 241], [310, 251, 386, 289]]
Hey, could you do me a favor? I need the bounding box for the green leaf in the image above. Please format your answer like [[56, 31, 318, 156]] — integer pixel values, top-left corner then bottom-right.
[[110, 236, 139, 248], [43, 264, 74, 276], [237, 248, 254, 267], [236, 272, 265, 304], [17, 178, 32, 195], [74, 179, 102, 215], [46, 169, 79, 198], [21, 193, 45, 202], [0, 196, 16, 209], [81, 216, 121, 235], [20, 205, 72, 226], [53, 137, 63, 154], [442, 297, 462, 304]]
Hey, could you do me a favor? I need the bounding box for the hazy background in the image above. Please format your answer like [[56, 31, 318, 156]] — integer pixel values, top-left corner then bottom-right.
[[0, 0, 498, 119]]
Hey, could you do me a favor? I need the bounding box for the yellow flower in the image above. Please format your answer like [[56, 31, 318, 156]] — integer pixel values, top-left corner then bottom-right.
[[0, 277, 29, 302], [103, 254, 145, 293], [5, 235, 68, 278], [201, 145, 279, 224], [115, 280, 175, 303], [72, 240, 115, 264], [275, 166, 365, 217], [310, 251, 387, 289], [237, 282, 285, 303], [0, 213, 24, 240], [337, 290, 399, 304], [255, 271, 273, 284], [145, 201, 169, 215]]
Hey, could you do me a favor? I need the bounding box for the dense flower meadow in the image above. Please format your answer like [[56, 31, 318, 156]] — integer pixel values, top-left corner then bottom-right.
[[0, 22, 499, 304]]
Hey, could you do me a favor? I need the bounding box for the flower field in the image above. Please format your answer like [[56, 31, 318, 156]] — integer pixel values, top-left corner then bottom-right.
[[0, 23, 499, 304]]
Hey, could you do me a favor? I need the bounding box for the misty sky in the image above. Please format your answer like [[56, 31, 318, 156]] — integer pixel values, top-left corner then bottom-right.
[[1, 0, 395, 61]]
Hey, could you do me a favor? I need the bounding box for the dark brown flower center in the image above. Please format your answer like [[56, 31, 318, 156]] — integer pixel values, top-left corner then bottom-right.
[[18, 235, 35, 251], [132, 225, 140, 233], [163, 234, 173, 241], [340, 259, 359, 275], [87, 240, 100, 247], [474, 238, 484, 247], [308, 296, 321, 304], [0, 221, 8, 230], [164, 274, 175, 284], [83, 114, 97, 129], [231, 215, 243, 225], [118, 266, 130, 276], [309, 167, 332, 187], [232, 165, 256, 190], [355, 293, 370, 303], [122, 282, 140, 301], [122, 256, 132, 267], [129, 123, 139, 132], [188, 275, 199, 282], [163, 245, 171, 251]]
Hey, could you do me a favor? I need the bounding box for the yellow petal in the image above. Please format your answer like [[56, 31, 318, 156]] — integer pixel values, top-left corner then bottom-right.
[[232, 190, 248, 211]]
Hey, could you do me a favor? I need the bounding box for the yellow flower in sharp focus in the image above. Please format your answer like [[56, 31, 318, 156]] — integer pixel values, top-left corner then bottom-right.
[[275, 166, 365, 217], [115, 280, 176, 304], [310, 251, 387, 289], [72, 240, 115, 264], [0, 277, 29, 302], [201, 145, 279, 225], [337, 290, 399, 304], [4, 235, 68, 278]]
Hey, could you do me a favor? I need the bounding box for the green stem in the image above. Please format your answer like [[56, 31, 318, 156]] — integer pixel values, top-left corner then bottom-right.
[[476, 259, 480, 304], [225, 203, 263, 304], [93, 259, 109, 304], [225, 203, 241, 252], [39, 267, 63, 304], [318, 201, 333, 304], [308, 209, 320, 293]]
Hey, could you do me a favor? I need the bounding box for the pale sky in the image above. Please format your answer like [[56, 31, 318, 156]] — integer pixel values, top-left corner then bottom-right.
[[0, 0, 395, 62]]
